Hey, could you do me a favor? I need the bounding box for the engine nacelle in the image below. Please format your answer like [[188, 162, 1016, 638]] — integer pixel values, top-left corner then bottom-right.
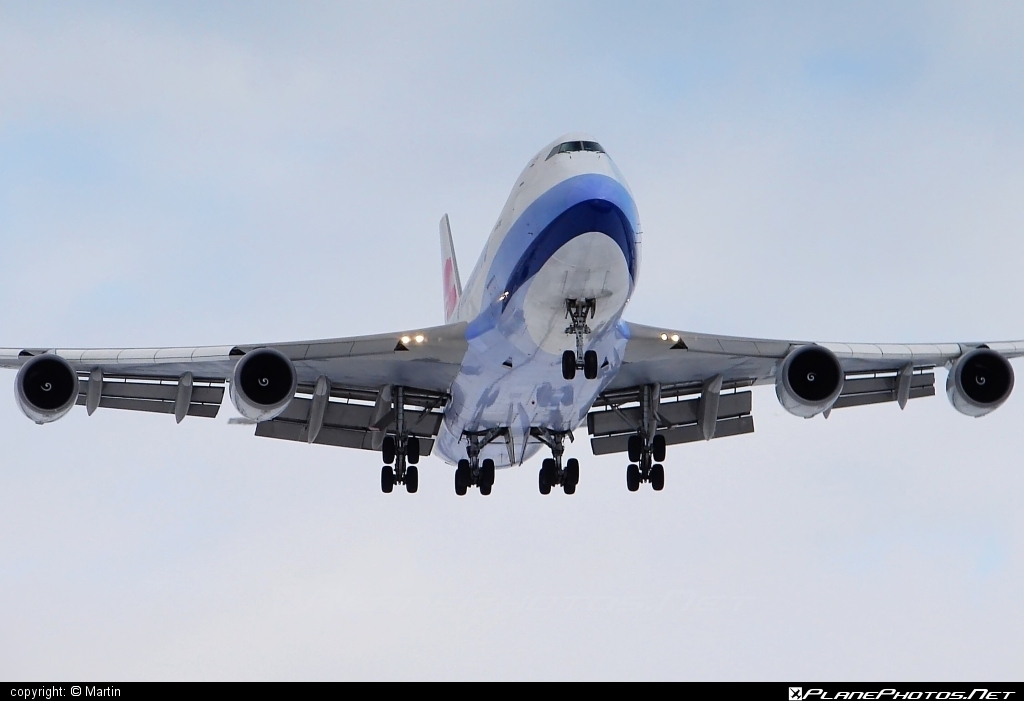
[[229, 348, 297, 422], [16, 354, 80, 424], [946, 348, 1014, 418], [775, 344, 844, 418]]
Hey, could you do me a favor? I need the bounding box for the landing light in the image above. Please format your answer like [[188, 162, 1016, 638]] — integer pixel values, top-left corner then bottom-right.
[[414, 335, 425, 344], [660, 333, 668, 341], [671, 334, 680, 343], [401, 336, 411, 344]]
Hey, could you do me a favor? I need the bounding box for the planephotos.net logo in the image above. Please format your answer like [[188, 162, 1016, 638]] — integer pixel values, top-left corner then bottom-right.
[[788, 689, 1015, 701]]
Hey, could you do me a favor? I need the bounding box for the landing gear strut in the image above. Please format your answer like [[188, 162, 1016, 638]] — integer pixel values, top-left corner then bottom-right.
[[625, 384, 667, 492], [531, 428, 580, 495], [563, 298, 599, 380], [455, 428, 505, 496], [379, 386, 421, 494]]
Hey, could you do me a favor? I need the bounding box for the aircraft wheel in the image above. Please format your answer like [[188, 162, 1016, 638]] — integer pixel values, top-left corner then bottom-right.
[[406, 465, 419, 494], [652, 434, 666, 463], [481, 458, 495, 489], [480, 482, 492, 496], [583, 350, 598, 379], [626, 464, 641, 492], [382, 435, 396, 465], [627, 435, 643, 464], [539, 459, 555, 495], [561, 351, 577, 380], [455, 459, 470, 496], [650, 463, 665, 492], [407, 436, 421, 465], [381, 465, 395, 493], [565, 457, 580, 488]]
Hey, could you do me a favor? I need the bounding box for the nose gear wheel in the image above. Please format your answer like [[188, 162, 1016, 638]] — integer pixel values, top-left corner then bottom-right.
[[563, 299, 599, 380]]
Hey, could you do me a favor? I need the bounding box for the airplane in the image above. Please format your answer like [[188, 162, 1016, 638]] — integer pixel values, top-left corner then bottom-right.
[[3, 132, 1023, 497]]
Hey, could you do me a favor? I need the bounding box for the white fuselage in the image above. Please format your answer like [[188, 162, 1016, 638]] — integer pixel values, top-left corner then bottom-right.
[[434, 134, 642, 467]]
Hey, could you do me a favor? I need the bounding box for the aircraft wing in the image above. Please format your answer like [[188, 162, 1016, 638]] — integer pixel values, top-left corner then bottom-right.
[[587, 321, 1024, 456], [0, 322, 468, 454]]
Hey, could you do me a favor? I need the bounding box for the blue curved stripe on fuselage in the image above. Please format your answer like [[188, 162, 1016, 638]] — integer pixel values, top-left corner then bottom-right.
[[480, 173, 639, 315], [501, 199, 636, 312]]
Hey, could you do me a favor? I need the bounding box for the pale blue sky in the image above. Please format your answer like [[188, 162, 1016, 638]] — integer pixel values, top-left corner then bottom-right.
[[1, 1, 1022, 680]]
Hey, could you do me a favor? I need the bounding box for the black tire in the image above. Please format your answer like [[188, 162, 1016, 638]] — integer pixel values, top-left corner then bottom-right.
[[563, 481, 576, 495], [542, 458, 557, 480], [652, 434, 666, 463], [626, 464, 641, 492], [481, 458, 495, 488], [406, 465, 419, 494], [381, 465, 395, 493], [561, 350, 576, 380], [539, 465, 552, 495], [407, 436, 421, 465], [455, 459, 470, 496], [565, 457, 580, 487], [651, 463, 665, 491], [480, 482, 492, 496], [382, 435, 396, 465], [627, 434, 643, 464], [583, 350, 598, 380]]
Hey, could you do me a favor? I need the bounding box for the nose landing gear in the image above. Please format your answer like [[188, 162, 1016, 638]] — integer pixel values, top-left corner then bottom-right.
[[563, 298, 599, 380]]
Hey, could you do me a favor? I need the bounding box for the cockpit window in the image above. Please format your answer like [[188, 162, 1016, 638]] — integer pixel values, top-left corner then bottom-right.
[[546, 141, 606, 160]]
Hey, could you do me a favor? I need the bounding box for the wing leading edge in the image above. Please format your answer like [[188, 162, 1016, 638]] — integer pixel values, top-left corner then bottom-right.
[[0, 323, 468, 454], [586, 321, 1024, 457]]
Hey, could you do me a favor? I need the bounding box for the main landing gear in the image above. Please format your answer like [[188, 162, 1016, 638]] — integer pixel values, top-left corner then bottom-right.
[[562, 298, 599, 381], [531, 428, 580, 495], [626, 433, 665, 492], [625, 384, 667, 492], [380, 386, 421, 494], [454, 428, 505, 496]]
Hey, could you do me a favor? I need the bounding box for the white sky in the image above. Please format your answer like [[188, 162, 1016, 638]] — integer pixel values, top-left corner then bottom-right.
[[1, 1, 1022, 680]]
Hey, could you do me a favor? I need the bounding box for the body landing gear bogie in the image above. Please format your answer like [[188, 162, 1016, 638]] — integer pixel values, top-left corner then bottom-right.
[[532, 428, 580, 495], [454, 429, 505, 496]]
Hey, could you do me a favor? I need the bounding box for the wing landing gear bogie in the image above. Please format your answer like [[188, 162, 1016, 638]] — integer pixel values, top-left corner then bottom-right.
[[379, 386, 424, 494], [625, 437, 667, 492], [624, 385, 670, 492]]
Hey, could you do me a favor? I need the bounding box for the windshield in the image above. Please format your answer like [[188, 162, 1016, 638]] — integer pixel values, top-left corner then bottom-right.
[[546, 141, 606, 159]]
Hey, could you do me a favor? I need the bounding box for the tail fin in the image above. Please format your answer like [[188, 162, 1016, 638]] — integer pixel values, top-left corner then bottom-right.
[[440, 214, 463, 323]]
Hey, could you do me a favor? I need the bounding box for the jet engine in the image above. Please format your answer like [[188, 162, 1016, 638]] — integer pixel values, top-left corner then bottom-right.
[[775, 344, 844, 418], [229, 348, 298, 422], [946, 348, 1014, 418], [16, 354, 80, 424]]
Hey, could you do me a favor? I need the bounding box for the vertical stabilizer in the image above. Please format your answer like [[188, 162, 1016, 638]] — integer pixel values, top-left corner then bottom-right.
[[440, 214, 463, 323]]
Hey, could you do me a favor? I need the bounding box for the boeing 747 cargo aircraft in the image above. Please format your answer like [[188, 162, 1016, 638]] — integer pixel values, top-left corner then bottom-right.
[[3, 133, 1022, 496]]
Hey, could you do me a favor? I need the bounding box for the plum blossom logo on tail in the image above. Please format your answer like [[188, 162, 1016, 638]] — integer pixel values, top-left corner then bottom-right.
[[443, 258, 458, 321]]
